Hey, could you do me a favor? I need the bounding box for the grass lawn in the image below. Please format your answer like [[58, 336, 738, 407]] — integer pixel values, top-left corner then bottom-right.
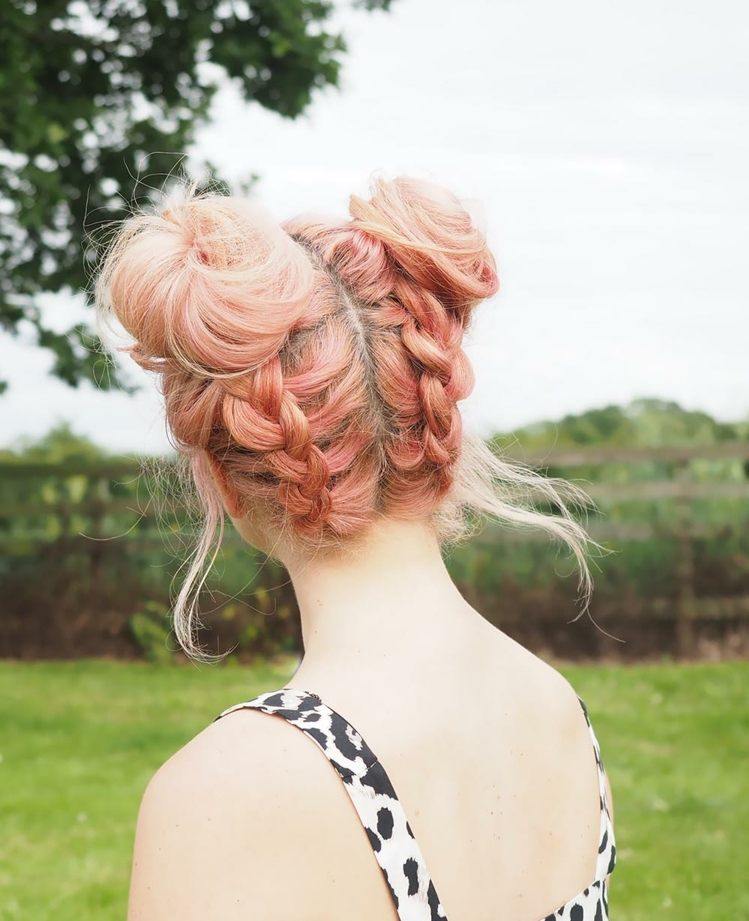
[[1, 658, 747, 920]]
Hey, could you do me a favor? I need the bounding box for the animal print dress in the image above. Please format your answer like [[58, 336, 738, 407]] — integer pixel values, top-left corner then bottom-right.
[[213, 687, 617, 921]]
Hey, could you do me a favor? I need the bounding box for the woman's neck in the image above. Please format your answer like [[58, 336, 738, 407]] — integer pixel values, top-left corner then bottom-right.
[[283, 518, 479, 674]]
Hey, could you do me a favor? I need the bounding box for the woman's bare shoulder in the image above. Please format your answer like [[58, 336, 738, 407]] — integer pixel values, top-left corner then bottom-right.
[[127, 706, 373, 921], [485, 621, 589, 715]]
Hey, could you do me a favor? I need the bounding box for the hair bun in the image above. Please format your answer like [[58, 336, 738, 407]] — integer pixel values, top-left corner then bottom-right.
[[96, 185, 315, 376], [348, 176, 498, 321]]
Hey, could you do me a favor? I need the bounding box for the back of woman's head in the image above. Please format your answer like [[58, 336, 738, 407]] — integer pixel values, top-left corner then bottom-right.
[[95, 174, 594, 657]]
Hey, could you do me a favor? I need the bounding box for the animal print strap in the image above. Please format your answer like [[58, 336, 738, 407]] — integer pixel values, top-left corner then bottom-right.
[[214, 687, 447, 921], [576, 696, 617, 881], [213, 688, 617, 917]]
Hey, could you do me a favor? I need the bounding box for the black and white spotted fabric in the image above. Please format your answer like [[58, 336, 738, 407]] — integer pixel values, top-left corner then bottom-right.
[[213, 687, 616, 921]]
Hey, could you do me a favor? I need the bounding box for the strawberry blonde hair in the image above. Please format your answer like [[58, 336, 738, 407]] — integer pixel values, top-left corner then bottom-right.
[[95, 175, 594, 658]]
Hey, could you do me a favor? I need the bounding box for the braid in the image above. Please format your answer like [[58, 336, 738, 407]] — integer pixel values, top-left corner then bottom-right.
[[217, 355, 333, 531], [391, 279, 472, 463], [286, 210, 481, 515], [206, 231, 387, 537]]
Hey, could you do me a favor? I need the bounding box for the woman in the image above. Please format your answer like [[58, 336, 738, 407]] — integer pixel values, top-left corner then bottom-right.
[[95, 175, 616, 921]]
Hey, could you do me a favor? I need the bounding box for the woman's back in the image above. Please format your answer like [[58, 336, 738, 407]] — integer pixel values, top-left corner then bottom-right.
[[128, 605, 615, 921]]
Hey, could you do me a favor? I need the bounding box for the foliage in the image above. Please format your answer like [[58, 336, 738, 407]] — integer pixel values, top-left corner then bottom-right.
[[499, 398, 746, 450], [128, 602, 174, 664], [491, 398, 749, 494], [0, 0, 394, 394], [0, 419, 110, 465]]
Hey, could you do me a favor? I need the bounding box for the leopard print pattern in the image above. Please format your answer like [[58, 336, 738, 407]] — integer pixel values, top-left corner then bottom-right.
[[214, 688, 616, 921]]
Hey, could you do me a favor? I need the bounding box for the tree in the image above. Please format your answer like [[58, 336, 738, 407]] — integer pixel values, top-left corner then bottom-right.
[[0, 0, 392, 394]]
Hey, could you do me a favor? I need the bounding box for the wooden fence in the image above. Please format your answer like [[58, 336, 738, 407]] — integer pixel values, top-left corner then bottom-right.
[[491, 441, 749, 656], [1, 441, 748, 659]]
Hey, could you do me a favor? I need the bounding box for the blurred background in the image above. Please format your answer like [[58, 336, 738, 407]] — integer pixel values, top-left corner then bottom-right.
[[0, 1, 747, 919]]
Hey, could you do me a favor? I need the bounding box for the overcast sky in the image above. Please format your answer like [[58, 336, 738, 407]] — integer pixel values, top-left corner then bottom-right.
[[1, 0, 747, 454]]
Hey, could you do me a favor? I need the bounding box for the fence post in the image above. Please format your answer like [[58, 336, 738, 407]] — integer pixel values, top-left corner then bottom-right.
[[674, 458, 697, 658], [86, 475, 107, 615]]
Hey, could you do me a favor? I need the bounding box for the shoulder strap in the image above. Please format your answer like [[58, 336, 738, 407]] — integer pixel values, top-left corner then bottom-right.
[[214, 687, 448, 921], [576, 696, 617, 881]]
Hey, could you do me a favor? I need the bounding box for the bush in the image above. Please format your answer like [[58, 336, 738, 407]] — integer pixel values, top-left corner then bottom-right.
[[128, 602, 175, 665]]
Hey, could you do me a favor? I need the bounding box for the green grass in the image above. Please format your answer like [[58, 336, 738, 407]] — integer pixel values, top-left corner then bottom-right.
[[0, 659, 747, 921]]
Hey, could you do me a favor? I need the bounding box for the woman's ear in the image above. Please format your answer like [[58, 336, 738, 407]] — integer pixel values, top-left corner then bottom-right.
[[205, 452, 245, 520]]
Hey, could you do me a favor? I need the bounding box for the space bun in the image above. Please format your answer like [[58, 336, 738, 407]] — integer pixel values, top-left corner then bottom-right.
[[96, 185, 315, 376], [348, 176, 498, 320]]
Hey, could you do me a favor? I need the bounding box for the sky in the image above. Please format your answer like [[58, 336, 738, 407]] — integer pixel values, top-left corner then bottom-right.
[[1, 0, 747, 454]]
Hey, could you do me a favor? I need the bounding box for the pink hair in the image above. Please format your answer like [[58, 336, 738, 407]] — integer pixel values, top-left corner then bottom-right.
[[95, 175, 595, 657]]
